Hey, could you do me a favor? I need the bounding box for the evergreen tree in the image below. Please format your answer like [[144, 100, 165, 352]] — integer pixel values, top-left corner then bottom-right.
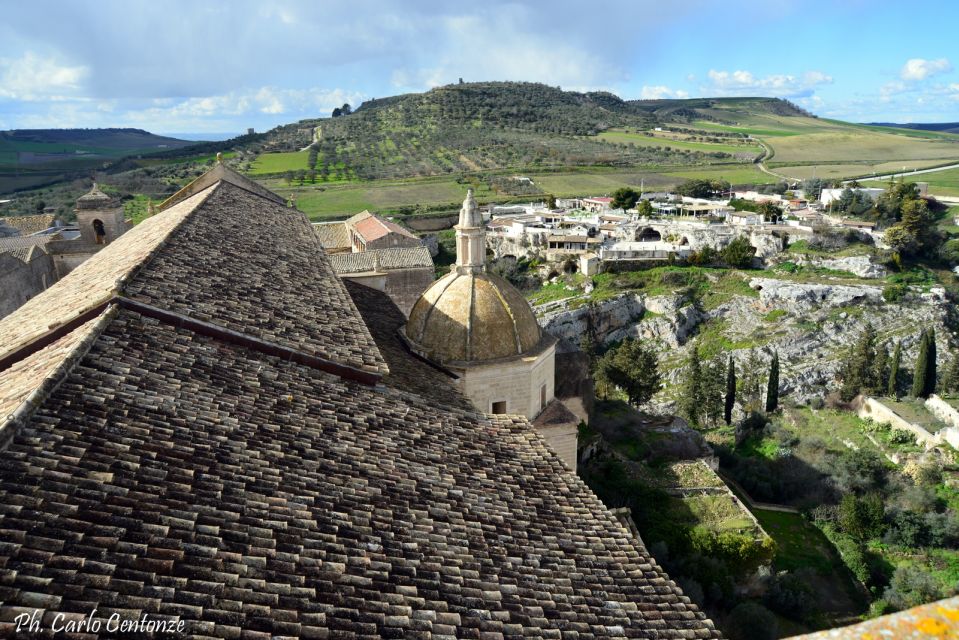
[[912, 330, 930, 398], [888, 340, 902, 399], [943, 352, 959, 394], [724, 355, 736, 425], [702, 358, 727, 427], [872, 340, 890, 396], [840, 324, 876, 401], [679, 346, 705, 427], [738, 349, 765, 414], [595, 339, 662, 406], [765, 350, 780, 412], [925, 328, 937, 397]]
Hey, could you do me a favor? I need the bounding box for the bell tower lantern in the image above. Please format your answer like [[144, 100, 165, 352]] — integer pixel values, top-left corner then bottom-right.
[[75, 183, 129, 246]]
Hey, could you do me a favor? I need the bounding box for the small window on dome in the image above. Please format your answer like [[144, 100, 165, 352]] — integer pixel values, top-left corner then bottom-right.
[[491, 401, 507, 414]]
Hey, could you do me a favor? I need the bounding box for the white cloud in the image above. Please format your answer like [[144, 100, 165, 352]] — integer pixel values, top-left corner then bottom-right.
[[6, 86, 364, 132], [705, 68, 832, 98], [900, 58, 952, 81], [0, 52, 88, 100], [639, 85, 689, 100], [389, 13, 626, 93]]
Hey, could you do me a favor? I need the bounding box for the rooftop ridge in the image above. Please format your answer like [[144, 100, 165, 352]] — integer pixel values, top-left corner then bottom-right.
[[0, 183, 219, 369], [158, 162, 285, 211], [0, 306, 116, 452]]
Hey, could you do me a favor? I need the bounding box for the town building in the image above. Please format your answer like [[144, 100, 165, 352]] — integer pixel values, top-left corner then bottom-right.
[[329, 245, 435, 315], [0, 185, 132, 320], [404, 190, 580, 468], [0, 164, 720, 638], [314, 210, 433, 314], [819, 187, 885, 206]]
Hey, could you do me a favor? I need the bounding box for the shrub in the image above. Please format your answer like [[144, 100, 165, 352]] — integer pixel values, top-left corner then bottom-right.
[[883, 284, 907, 303], [883, 565, 942, 611], [764, 570, 816, 621], [723, 602, 778, 640]]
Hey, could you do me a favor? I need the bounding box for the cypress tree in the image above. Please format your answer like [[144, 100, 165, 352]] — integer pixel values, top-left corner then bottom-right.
[[680, 346, 704, 427], [724, 355, 736, 425], [912, 330, 929, 398], [942, 352, 959, 394], [888, 340, 901, 399], [765, 350, 780, 413], [925, 328, 937, 397], [872, 340, 890, 395], [840, 324, 876, 401]]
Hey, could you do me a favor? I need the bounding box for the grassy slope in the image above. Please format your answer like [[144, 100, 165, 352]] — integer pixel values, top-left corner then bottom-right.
[[241, 88, 959, 217], [864, 167, 959, 197]]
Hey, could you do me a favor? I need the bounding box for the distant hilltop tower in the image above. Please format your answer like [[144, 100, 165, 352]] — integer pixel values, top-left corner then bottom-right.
[[402, 189, 579, 468], [74, 183, 129, 246]]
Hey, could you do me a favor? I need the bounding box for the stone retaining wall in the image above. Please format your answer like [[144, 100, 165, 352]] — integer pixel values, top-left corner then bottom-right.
[[858, 397, 935, 446]]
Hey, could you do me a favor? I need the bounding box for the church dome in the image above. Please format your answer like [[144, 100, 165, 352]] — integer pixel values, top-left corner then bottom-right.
[[405, 269, 542, 364]]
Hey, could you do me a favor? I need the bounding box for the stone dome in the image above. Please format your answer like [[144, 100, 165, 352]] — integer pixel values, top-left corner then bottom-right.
[[76, 183, 117, 210], [405, 269, 542, 364]]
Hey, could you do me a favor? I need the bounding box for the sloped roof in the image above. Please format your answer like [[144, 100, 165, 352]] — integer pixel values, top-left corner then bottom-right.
[[124, 182, 386, 375], [0, 165, 721, 639], [1, 213, 55, 235], [348, 210, 417, 243], [0, 233, 59, 258], [330, 246, 433, 274], [0, 309, 718, 638], [313, 221, 350, 250], [158, 161, 286, 211]]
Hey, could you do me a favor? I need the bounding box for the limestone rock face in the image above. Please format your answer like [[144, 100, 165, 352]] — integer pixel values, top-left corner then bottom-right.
[[789, 254, 889, 279], [749, 277, 884, 311], [537, 293, 704, 348]]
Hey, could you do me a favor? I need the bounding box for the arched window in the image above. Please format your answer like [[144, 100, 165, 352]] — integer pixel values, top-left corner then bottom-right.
[[93, 219, 106, 245]]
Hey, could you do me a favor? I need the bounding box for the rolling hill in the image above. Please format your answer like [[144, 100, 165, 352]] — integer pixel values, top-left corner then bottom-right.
[[234, 82, 959, 218], [248, 83, 793, 182], [0, 128, 196, 194], [868, 122, 959, 135]]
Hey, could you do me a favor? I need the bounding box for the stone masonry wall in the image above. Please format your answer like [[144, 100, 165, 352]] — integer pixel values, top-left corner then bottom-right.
[[0, 252, 57, 319]]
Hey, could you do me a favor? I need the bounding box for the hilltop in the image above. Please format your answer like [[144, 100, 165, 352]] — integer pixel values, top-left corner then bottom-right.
[[247, 83, 797, 182], [6, 82, 959, 220], [0, 128, 196, 194]]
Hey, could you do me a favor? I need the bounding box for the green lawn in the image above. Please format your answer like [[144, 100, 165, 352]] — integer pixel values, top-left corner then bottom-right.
[[754, 509, 837, 572], [248, 150, 312, 175], [661, 165, 773, 184]]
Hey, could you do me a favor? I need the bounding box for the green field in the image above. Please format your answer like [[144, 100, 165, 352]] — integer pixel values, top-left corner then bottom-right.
[[249, 150, 312, 175], [597, 129, 763, 155], [267, 175, 498, 219], [686, 111, 959, 180], [773, 160, 955, 181], [865, 166, 959, 197], [269, 164, 778, 219]]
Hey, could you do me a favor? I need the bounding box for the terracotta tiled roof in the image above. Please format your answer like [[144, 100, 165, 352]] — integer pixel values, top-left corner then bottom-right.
[[312, 221, 350, 250], [344, 279, 470, 412], [123, 182, 386, 375], [0, 187, 211, 367], [1, 213, 55, 235], [0, 308, 719, 638], [330, 246, 433, 274], [158, 162, 286, 211], [349, 210, 416, 243], [533, 398, 580, 427], [0, 165, 721, 639]]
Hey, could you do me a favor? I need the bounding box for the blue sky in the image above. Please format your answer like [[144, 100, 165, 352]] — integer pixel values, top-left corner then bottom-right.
[[1, 0, 957, 134]]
